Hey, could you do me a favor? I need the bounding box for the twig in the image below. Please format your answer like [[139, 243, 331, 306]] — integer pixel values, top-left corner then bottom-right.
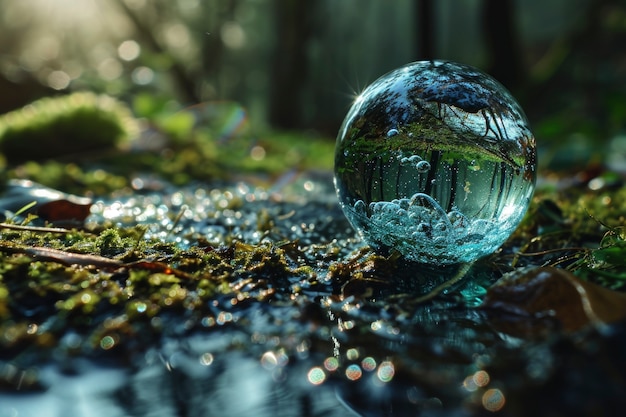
[[0, 243, 123, 268], [0, 223, 75, 234], [410, 262, 473, 304], [0, 243, 195, 280]]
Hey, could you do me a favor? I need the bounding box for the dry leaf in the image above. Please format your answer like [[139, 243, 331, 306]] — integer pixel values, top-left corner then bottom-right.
[[481, 266, 626, 334], [36, 199, 92, 222]]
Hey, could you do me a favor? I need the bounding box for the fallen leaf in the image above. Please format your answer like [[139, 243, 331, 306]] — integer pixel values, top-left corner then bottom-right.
[[480, 266, 626, 334], [0, 179, 92, 223], [36, 199, 92, 222]]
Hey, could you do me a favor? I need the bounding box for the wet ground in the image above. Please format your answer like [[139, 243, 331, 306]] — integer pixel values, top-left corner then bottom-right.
[[1, 172, 626, 417]]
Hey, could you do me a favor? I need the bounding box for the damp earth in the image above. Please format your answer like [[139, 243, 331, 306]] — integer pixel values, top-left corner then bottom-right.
[[1, 172, 626, 417]]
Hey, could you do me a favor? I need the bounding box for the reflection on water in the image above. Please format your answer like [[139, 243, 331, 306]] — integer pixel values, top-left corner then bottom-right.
[[2, 277, 626, 417], [0, 299, 500, 417], [0, 357, 346, 417], [0, 362, 128, 417]]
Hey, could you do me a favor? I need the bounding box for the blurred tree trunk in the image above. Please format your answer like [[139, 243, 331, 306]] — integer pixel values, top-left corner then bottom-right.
[[0, 75, 53, 114], [268, 0, 314, 129], [201, 0, 238, 100], [114, 0, 200, 104], [416, 0, 435, 60], [481, 0, 525, 91]]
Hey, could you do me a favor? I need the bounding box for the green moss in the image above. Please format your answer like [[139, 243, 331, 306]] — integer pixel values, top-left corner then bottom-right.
[[0, 92, 138, 163], [0, 93, 336, 196], [0, 224, 322, 359], [506, 174, 626, 290], [95, 228, 126, 257], [338, 113, 528, 174]]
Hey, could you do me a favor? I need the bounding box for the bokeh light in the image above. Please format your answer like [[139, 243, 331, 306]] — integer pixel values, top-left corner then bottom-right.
[[376, 361, 395, 383], [250, 145, 266, 161], [371, 320, 383, 331], [346, 348, 359, 361], [199, 352, 214, 366], [47, 70, 70, 90], [307, 367, 326, 385], [164, 23, 191, 49], [220, 21, 246, 49], [260, 351, 278, 370], [464, 370, 492, 392], [345, 364, 362, 381], [216, 311, 233, 325], [132, 66, 154, 85], [463, 375, 478, 392], [473, 370, 490, 387], [98, 58, 123, 81], [118, 40, 141, 61], [361, 357, 377, 372], [100, 335, 117, 350], [482, 388, 506, 412], [260, 350, 288, 371], [323, 357, 339, 372]]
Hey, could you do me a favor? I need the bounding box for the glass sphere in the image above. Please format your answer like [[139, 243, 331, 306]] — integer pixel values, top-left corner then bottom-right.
[[334, 60, 536, 264]]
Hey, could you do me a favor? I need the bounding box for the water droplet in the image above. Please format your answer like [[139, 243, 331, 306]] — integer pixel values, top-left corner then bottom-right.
[[334, 60, 536, 264]]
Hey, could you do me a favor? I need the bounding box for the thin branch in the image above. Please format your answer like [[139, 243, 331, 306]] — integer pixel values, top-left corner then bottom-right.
[[0, 243, 196, 280], [0, 223, 77, 234]]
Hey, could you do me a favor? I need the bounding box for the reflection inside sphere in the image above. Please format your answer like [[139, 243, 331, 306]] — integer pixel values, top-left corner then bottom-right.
[[334, 60, 536, 264]]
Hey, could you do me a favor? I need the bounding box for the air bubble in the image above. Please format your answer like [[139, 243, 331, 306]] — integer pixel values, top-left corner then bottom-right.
[[386, 129, 399, 137]]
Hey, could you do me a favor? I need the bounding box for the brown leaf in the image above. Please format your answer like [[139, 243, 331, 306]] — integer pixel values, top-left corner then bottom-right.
[[481, 267, 626, 335], [0, 179, 92, 223], [36, 200, 92, 223]]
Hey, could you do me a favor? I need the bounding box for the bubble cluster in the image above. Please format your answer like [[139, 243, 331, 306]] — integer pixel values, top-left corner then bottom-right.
[[334, 60, 536, 264]]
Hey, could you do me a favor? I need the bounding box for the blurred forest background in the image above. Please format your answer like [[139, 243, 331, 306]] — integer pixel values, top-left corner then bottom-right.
[[1, 0, 625, 171]]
